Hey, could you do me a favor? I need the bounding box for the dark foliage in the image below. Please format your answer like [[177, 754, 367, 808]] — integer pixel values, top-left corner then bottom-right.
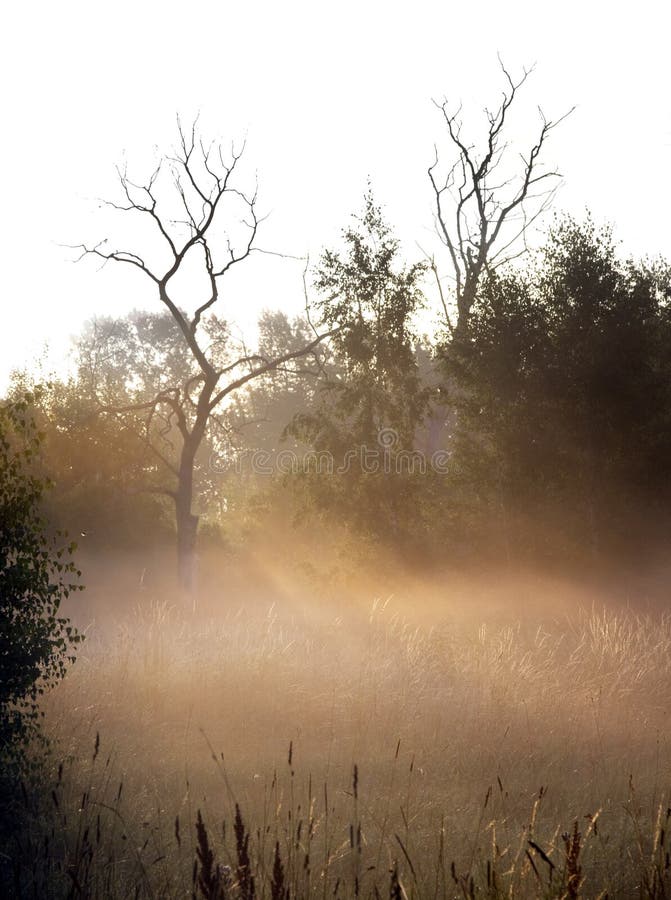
[[0, 393, 83, 774], [443, 215, 671, 564]]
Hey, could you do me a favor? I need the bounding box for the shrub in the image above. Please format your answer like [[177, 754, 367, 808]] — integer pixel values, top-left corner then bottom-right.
[[0, 392, 83, 775]]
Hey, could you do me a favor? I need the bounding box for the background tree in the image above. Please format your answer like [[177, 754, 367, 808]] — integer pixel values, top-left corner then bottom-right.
[[10, 366, 174, 554], [229, 310, 328, 457], [288, 192, 433, 555], [0, 393, 83, 778], [75, 124, 334, 591]]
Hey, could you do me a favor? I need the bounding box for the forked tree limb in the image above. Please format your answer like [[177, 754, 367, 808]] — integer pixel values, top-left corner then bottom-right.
[[428, 59, 574, 336], [74, 123, 337, 590]]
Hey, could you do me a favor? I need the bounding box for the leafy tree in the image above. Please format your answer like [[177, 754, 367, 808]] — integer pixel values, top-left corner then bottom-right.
[[445, 216, 671, 564], [536, 217, 671, 560], [230, 310, 328, 457], [295, 192, 429, 447], [9, 371, 174, 553], [288, 192, 434, 553], [0, 393, 83, 774]]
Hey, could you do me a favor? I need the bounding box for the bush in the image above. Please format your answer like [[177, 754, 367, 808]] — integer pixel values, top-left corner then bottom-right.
[[0, 392, 83, 775]]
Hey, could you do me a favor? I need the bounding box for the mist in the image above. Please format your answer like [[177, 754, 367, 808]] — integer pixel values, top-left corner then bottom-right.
[[3, 23, 671, 897], [33, 539, 671, 897]]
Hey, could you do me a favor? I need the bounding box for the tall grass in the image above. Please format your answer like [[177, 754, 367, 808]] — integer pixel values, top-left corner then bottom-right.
[[5, 591, 671, 897]]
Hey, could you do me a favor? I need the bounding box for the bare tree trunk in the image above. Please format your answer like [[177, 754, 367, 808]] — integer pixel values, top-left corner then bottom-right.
[[176, 500, 198, 595], [77, 124, 336, 599], [175, 440, 200, 598]]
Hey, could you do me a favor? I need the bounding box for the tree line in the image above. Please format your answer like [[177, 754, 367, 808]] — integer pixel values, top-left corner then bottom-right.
[[7, 65, 671, 588]]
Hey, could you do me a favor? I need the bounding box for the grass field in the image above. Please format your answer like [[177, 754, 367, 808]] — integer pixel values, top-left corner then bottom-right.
[[6, 566, 671, 898]]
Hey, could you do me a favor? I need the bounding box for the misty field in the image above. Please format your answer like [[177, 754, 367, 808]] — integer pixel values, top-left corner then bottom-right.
[[5, 2, 671, 896], [9, 568, 671, 899]]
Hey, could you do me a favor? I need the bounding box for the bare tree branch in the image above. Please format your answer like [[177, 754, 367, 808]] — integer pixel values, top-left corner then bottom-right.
[[209, 329, 339, 411], [428, 60, 573, 336], [76, 123, 338, 590]]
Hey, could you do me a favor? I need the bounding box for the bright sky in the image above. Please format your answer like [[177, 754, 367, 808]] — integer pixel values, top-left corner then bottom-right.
[[1, 0, 669, 389]]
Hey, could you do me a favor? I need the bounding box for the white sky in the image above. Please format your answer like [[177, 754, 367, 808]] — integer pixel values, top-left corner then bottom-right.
[[1, 0, 670, 389]]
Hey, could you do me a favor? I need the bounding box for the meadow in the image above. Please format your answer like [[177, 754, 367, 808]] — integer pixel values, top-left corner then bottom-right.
[[8, 560, 671, 898]]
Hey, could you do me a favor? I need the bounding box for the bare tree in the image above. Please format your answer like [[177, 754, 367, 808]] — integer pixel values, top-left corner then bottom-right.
[[74, 122, 334, 592], [428, 61, 573, 339]]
